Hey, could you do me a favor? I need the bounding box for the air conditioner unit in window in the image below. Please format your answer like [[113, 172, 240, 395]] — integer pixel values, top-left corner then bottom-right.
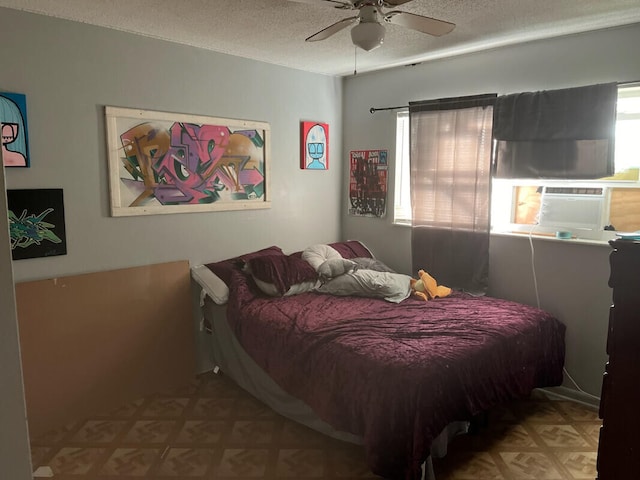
[[538, 186, 609, 239]]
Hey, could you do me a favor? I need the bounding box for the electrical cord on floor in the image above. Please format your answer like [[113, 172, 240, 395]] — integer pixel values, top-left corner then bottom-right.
[[563, 368, 601, 401], [527, 224, 601, 402], [528, 224, 541, 309]]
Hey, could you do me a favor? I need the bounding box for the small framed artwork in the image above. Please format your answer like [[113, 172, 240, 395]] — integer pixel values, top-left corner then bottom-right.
[[105, 106, 271, 216], [7, 188, 67, 260], [1, 91, 31, 168], [348, 149, 388, 218], [300, 121, 329, 170]]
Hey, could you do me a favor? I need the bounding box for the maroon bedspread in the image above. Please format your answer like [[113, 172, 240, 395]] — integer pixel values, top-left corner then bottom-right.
[[226, 272, 565, 479]]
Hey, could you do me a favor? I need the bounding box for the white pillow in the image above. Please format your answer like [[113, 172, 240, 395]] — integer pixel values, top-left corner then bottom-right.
[[302, 244, 342, 271], [191, 265, 229, 304]]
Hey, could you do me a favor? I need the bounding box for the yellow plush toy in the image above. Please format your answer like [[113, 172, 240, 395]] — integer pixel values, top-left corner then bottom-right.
[[410, 269, 452, 301]]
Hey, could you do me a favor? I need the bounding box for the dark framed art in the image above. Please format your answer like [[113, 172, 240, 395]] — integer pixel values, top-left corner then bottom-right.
[[348, 149, 388, 218], [7, 188, 67, 260]]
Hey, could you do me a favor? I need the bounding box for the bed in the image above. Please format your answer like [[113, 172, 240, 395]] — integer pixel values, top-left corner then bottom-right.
[[192, 241, 566, 480]]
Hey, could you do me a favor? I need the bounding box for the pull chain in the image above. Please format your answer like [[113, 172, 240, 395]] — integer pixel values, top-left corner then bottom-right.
[[354, 46, 357, 76]]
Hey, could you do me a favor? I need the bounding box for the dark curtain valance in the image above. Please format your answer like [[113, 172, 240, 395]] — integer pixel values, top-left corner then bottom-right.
[[493, 82, 617, 179], [493, 83, 618, 140], [409, 93, 496, 113]]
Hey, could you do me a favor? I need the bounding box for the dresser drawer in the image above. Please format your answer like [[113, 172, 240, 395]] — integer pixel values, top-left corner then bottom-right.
[[606, 307, 614, 356], [599, 363, 609, 420]]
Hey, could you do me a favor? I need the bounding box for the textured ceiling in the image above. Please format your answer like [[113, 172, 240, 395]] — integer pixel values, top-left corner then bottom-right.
[[1, 0, 640, 76]]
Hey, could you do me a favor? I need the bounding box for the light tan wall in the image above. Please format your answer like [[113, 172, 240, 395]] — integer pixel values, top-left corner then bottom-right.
[[15, 260, 195, 437]]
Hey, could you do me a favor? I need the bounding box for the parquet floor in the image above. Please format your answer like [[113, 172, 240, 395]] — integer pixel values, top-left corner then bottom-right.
[[432, 390, 599, 480], [30, 371, 599, 479]]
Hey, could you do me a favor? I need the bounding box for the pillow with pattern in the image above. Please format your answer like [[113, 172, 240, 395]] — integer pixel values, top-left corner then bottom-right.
[[246, 254, 318, 297], [205, 246, 285, 287]]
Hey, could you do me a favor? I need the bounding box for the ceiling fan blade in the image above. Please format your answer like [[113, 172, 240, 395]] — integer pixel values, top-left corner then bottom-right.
[[305, 16, 359, 42], [384, 11, 455, 36], [382, 0, 414, 6], [288, 0, 355, 9]]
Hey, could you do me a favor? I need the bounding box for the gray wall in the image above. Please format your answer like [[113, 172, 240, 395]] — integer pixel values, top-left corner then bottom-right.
[[0, 160, 32, 478], [0, 7, 345, 472], [1, 8, 344, 284], [342, 23, 640, 399]]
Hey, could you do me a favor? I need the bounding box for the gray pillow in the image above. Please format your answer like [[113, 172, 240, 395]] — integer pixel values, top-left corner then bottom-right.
[[316, 270, 412, 303], [350, 257, 396, 273], [317, 258, 357, 281]]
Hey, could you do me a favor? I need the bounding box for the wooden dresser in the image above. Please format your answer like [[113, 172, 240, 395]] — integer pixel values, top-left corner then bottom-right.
[[597, 239, 640, 479]]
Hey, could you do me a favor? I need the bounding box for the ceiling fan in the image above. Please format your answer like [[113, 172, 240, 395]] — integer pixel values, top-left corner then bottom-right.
[[303, 0, 455, 51]]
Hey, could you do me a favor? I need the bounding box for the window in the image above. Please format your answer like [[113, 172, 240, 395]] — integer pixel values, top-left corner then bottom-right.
[[394, 84, 640, 238], [616, 85, 640, 172], [393, 111, 411, 224]]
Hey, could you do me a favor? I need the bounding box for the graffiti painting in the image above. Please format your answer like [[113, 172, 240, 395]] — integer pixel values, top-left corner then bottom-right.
[[348, 149, 388, 218], [1, 91, 30, 168], [105, 106, 271, 216], [7, 189, 67, 260], [300, 121, 329, 170]]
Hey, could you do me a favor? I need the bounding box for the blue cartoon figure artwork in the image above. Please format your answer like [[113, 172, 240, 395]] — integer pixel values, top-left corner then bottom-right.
[[0, 92, 30, 168], [301, 121, 329, 170]]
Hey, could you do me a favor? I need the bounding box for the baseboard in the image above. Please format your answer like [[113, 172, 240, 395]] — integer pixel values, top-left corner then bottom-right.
[[539, 386, 601, 409]]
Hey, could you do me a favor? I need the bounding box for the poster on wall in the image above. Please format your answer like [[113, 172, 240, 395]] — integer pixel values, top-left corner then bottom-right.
[[7, 189, 67, 260], [300, 121, 329, 170], [105, 106, 271, 217], [1, 91, 31, 168], [348, 149, 388, 218]]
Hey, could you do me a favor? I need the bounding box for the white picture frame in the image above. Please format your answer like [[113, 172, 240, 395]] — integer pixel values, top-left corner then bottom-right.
[[105, 106, 271, 217]]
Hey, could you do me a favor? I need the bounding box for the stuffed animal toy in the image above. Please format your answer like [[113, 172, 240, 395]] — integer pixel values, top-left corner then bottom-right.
[[410, 269, 452, 301]]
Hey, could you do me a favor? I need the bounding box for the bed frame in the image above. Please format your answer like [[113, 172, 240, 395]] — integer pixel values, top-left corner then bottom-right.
[[201, 297, 469, 480]]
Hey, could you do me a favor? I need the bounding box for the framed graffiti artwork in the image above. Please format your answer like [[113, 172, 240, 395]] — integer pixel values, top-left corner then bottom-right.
[[348, 149, 388, 218], [300, 121, 329, 170], [7, 188, 67, 260], [105, 106, 271, 216], [1, 91, 31, 168]]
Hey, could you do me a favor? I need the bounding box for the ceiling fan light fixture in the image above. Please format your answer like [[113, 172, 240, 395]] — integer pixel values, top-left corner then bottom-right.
[[350, 22, 385, 51]]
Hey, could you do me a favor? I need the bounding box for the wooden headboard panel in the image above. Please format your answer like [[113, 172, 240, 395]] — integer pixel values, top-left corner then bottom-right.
[[15, 260, 196, 438]]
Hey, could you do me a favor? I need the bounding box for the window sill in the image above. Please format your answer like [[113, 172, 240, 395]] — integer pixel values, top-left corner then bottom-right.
[[490, 230, 615, 247], [393, 220, 411, 227], [394, 222, 616, 246]]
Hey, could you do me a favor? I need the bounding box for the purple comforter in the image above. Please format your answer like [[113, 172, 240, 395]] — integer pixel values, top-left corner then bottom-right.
[[226, 271, 565, 479]]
